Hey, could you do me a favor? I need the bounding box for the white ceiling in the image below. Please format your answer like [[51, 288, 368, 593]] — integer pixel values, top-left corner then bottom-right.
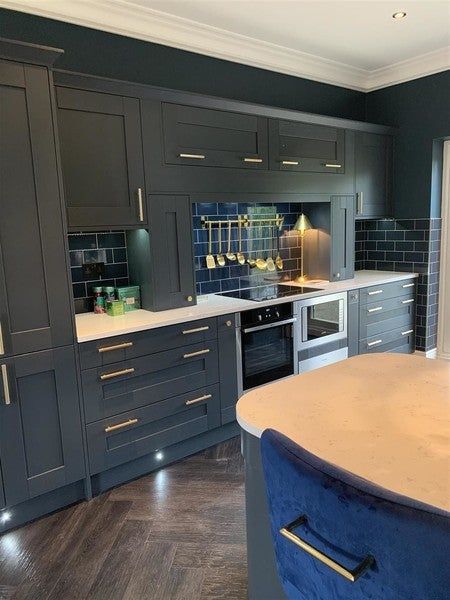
[[1, 0, 449, 90]]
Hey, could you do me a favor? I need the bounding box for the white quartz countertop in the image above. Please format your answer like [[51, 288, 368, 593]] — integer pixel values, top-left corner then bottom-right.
[[237, 353, 450, 513], [75, 270, 418, 343]]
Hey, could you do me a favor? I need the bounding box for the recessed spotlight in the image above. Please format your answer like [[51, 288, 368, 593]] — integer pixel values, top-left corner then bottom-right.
[[392, 11, 407, 19]]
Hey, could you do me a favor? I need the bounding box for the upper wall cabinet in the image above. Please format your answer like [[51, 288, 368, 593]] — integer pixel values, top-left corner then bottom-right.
[[56, 87, 147, 230], [269, 120, 345, 173], [162, 103, 268, 169], [355, 132, 392, 219], [0, 60, 74, 357]]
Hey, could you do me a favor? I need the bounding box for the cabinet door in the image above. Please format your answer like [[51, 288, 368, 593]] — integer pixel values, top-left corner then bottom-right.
[[0, 347, 84, 507], [330, 196, 355, 282], [355, 132, 392, 219], [0, 60, 73, 357], [162, 103, 268, 169], [127, 195, 196, 311], [56, 87, 147, 229], [269, 119, 345, 173]]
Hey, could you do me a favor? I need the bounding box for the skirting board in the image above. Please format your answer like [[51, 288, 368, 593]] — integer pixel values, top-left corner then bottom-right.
[[415, 348, 438, 359]]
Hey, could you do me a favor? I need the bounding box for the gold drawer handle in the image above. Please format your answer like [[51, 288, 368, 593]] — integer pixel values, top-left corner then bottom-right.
[[105, 418, 138, 433], [98, 341, 133, 353], [281, 160, 299, 166], [402, 299, 414, 304], [100, 367, 135, 381], [243, 157, 263, 163], [179, 153, 205, 159], [1, 364, 11, 406], [368, 289, 383, 296], [324, 163, 342, 168], [402, 282, 415, 288], [182, 326, 210, 335], [185, 393, 212, 406], [280, 515, 374, 582], [367, 339, 383, 347], [401, 329, 414, 336], [367, 306, 383, 313], [183, 349, 210, 359]]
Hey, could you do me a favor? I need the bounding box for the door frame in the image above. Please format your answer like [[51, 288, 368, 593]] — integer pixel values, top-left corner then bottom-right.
[[437, 140, 450, 360]]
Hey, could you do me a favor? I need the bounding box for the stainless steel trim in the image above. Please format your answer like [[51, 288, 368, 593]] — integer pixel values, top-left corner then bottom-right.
[[402, 282, 415, 288], [402, 299, 415, 304], [182, 326, 210, 335], [281, 160, 299, 166], [243, 317, 297, 334], [243, 157, 263, 163], [368, 289, 383, 296], [185, 393, 212, 406], [183, 348, 210, 359], [137, 188, 144, 222], [100, 367, 135, 381], [367, 339, 383, 347], [367, 306, 383, 313], [179, 153, 205, 159], [0, 322, 4, 356], [401, 329, 414, 336], [324, 163, 342, 168], [295, 292, 348, 351], [1, 364, 11, 405], [98, 341, 133, 353]]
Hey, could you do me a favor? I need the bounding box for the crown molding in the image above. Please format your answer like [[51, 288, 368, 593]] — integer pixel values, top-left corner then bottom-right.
[[1, 0, 449, 92]]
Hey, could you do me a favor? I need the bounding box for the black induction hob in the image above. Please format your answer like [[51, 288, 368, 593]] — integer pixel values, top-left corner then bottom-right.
[[218, 284, 322, 302]]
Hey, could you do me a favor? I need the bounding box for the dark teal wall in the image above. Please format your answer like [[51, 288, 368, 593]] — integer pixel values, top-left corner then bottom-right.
[[0, 8, 365, 120], [366, 71, 450, 219]]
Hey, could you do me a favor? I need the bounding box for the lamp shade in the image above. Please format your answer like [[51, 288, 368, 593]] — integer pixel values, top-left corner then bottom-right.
[[293, 213, 312, 233]]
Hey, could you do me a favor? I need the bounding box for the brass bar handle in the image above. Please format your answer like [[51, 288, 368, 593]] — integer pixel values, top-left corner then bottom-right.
[[100, 367, 135, 381], [1, 364, 11, 405], [402, 299, 414, 304], [367, 339, 383, 347], [401, 329, 414, 336], [105, 418, 138, 433], [367, 306, 383, 313], [280, 515, 374, 582], [98, 341, 133, 353], [368, 289, 383, 296], [324, 163, 342, 168], [182, 326, 210, 335], [281, 160, 299, 166], [183, 349, 210, 359], [243, 157, 263, 163], [402, 282, 415, 288], [0, 322, 4, 356], [137, 188, 144, 222], [179, 153, 205, 159], [185, 393, 212, 406]]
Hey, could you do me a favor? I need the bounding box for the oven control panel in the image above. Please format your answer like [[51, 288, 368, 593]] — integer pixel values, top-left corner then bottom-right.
[[241, 302, 293, 328]]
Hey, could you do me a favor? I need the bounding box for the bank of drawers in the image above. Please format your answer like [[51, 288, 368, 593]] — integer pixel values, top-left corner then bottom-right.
[[79, 318, 221, 474], [359, 278, 416, 355]]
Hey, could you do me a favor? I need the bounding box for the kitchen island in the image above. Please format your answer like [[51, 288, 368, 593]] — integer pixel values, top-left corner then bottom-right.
[[237, 353, 450, 599]]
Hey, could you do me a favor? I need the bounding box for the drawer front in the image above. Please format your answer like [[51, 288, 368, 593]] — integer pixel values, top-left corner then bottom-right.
[[359, 327, 415, 354], [359, 294, 415, 327], [360, 279, 416, 304], [82, 342, 219, 423], [86, 383, 220, 474], [79, 317, 217, 370], [361, 312, 414, 340]]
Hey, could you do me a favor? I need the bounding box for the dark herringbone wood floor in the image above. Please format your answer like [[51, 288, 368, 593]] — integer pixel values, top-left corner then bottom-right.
[[0, 437, 247, 600]]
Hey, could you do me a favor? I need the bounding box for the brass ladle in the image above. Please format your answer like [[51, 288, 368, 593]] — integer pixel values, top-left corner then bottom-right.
[[226, 220, 236, 261], [236, 218, 246, 265], [216, 221, 226, 267], [275, 221, 283, 270], [256, 223, 267, 270], [266, 224, 276, 272]]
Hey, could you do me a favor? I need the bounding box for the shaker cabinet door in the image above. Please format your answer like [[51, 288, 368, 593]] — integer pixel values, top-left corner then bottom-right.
[[330, 196, 355, 282], [0, 347, 85, 507], [56, 87, 147, 229], [355, 132, 392, 219], [0, 60, 74, 357]]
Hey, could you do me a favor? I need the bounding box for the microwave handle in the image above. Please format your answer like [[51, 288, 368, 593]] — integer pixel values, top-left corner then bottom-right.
[[301, 306, 308, 342]]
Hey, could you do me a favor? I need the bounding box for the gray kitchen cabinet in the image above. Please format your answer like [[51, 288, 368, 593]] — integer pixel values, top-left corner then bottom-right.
[[0, 347, 85, 507], [330, 195, 355, 281], [56, 86, 147, 230], [127, 195, 196, 311], [355, 132, 393, 219], [0, 465, 5, 509], [0, 58, 74, 357], [347, 290, 360, 357], [218, 314, 240, 424]]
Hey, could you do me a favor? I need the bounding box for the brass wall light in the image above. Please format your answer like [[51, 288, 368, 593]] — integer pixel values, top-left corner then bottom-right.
[[293, 213, 312, 283]]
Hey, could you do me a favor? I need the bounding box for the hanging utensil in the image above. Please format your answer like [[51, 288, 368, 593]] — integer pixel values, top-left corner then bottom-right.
[[275, 219, 283, 270], [206, 220, 216, 269], [266, 223, 276, 272], [237, 217, 246, 265], [226, 220, 236, 261], [216, 221, 226, 266], [255, 221, 267, 270]]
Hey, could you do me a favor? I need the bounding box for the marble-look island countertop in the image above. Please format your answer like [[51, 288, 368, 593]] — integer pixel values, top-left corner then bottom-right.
[[237, 353, 450, 513], [76, 270, 417, 342]]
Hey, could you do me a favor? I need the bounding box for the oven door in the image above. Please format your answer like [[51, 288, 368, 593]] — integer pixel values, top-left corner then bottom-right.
[[241, 318, 296, 391], [298, 293, 347, 349]]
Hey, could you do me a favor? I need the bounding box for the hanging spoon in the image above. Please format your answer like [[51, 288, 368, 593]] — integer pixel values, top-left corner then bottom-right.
[[226, 220, 236, 261], [236, 217, 246, 265], [206, 220, 216, 269], [275, 220, 283, 270], [266, 223, 276, 272], [255, 222, 267, 270], [216, 221, 226, 267]]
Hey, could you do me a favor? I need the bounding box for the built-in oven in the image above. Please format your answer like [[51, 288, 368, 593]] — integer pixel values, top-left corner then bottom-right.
[[295, 292, 348, 372], [238, 302, 298, 392]]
